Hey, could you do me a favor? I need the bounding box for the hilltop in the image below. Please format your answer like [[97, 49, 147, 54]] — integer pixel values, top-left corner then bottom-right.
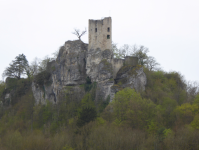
[[0, 17, 199, 149]]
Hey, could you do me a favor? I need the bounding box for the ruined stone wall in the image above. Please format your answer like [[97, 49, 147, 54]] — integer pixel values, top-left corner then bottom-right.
[[88, 17, 112, 51], [124, 56, 138, 66], [112, 59, 124, 79]]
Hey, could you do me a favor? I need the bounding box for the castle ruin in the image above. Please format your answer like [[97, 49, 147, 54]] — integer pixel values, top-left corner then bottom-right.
[[31, 17, 146, 105], [87, 17, 138, 80], [88, 17, 112, 51]]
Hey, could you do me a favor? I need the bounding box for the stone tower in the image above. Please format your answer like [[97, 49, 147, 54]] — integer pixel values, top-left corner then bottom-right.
[[86, 17, 113, 82], [88, 17, 112, 51]]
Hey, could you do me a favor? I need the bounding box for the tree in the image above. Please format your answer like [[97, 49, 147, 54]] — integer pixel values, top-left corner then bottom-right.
[[0, 81, 5, 98], [51, 49, 59, 61], [175, 103, 199, 125], [132, 45, 149, 66], [77, 93, 97, 127], [112, 43, 149, 65], [146, 56, 160, 71], [3, 54, 29, 80], [112, 43, 161, 69], [28, 57, 40, 76], [112, 43, 133, 59], [112, 88, 157, 128], [38, 56, 53, 72], [72, 28, 87, 41], [112, 42, 120, 58], [186, 81, 199, 103]]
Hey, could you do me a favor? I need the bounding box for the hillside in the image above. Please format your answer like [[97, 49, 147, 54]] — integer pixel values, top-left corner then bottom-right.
[[0, 40, 199, 150]]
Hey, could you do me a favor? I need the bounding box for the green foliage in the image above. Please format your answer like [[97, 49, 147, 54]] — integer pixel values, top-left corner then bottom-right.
[[148, 121, 158, 134], [77, 93, 97, 127], [112, 88, 157, 129], [84, 77, 92, 92], [95, 117, 105, 125], [77, 107, 97, 127], [163, 128, 173, 137], [143, 68, 187, 106], [191, 114, 199, 129], [34, 70, 51, 87], [2, 78, 31, 105], [38, 56, 53, 72], [62, 145, 74, 150], [1, 53, 199, 150], [157, 127, 166, 142], [175, 103, 199, 126], [97, 95, 110, 113], [112, 88, 137, 122], [33, 100, 53, 129], [3, 54, 29, 80], [193, 94, 199, 104], [0, 81, 5, 100], [3, 130, 23, 150], [5, 78, 18, 90]]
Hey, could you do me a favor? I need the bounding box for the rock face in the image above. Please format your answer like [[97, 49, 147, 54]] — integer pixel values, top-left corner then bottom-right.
[[110, 66, 147, 102], [32, 40, 87, 104], [32, 40, 147, 105], [56, 40, 87, 86], [86, 48, 113, 82]]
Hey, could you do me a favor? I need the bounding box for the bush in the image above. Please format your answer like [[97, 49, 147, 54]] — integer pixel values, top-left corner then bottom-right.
[[34, 70, 51, 87], [77, 93, 97, 127], [112, 88, 157, 129]]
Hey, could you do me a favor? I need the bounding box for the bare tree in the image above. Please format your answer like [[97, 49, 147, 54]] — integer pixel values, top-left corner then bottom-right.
[[119, 44, 133, 58], [132, 45, 149, 66], [52, 49, 59, 60], [186, 81, 199, 102], [72, 28, 87, 41], [146, 56, 160, 71], [112, 43, 134, 59], [38, 56, 53, 72], [112, 43, 161, 70], [29, 57, 40, 76]]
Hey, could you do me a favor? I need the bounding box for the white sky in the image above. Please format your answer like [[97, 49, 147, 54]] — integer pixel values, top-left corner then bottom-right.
[[0, 0, 199, 82]]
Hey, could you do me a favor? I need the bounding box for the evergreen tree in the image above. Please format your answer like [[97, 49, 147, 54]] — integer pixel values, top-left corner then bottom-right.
[[3, 54, 29, 80]]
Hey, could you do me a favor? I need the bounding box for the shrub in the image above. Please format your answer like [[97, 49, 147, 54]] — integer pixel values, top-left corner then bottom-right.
[[34, 70, 51, 87]]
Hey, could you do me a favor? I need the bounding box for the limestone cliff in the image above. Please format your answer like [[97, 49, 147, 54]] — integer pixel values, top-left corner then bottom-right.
[[32, 40, 147, 104]]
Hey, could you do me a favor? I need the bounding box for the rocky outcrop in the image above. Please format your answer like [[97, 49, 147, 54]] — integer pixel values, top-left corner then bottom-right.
[[110, 66, 147, 101], [32, 40, 88, 104], [32, 40, 147, 105], [86, 49, 113, 82], [32, 82, 55, 104], [55, 40, 87, 86]]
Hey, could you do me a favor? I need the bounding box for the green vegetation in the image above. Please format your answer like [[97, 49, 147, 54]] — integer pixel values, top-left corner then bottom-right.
[[3, 54, 29, 80], [34, 70, 51, 87], [0, 68, 198, 149], [112, 43, 160, 70], [0, 52, 199, 149]]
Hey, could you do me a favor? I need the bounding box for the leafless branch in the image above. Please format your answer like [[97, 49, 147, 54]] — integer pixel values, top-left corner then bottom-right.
[[72, 28, 87, 40]]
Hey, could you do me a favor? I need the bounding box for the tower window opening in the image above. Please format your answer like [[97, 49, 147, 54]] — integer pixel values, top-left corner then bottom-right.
[[107, 27, 110, 32], [95, 28, 97, 32], [107, 35, 110, 39]]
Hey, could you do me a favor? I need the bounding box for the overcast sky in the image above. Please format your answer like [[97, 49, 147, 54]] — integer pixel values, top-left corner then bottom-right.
[[0, 0, 198, 82]]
